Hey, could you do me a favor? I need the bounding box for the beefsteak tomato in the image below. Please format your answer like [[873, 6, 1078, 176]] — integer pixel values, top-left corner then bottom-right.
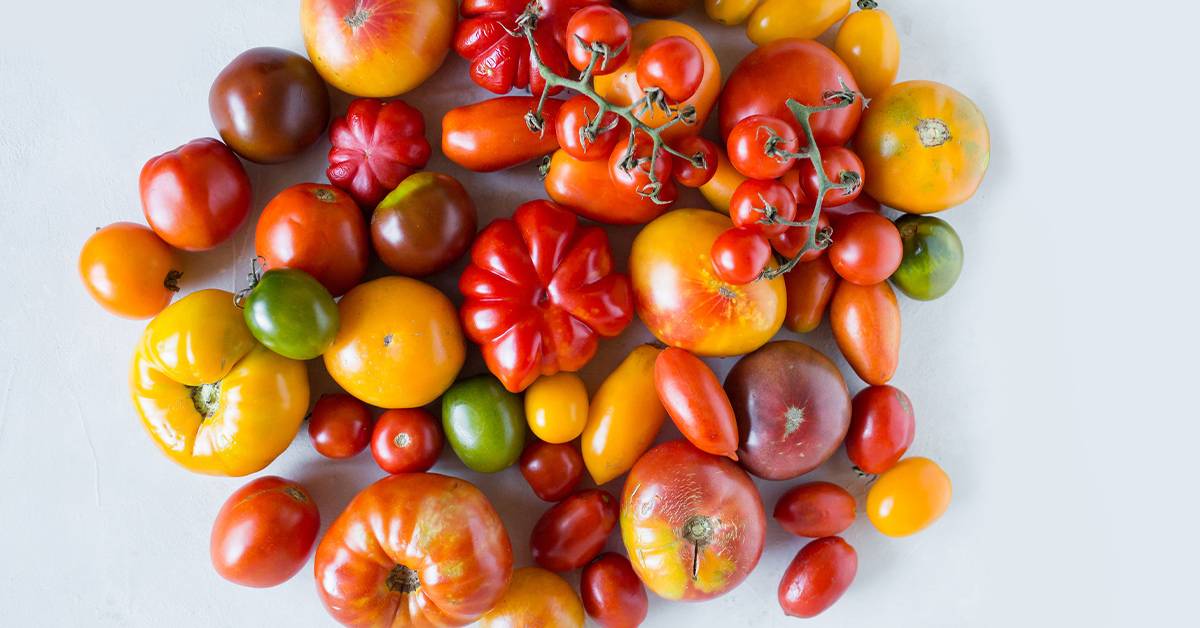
[[326, 98, 432, 209]]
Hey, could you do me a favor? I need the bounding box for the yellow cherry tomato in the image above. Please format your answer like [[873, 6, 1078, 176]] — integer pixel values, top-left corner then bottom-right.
[[130, 289, 309, 476], [705, 0, 759, 25], [582, 345, 666, 485], [478, 567, 585, 628], [747, 0, 851, 45], [867, 456, 952, 537], [525, 372, 589, 444], [699, 146, 748, 214], [834, 1, 901, 98]]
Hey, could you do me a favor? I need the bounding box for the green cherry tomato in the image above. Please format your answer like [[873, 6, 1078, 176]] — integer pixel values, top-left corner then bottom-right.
[[890, 214, 964, 301], [243, 268, 339, 360], [441, 375, 526, 473]]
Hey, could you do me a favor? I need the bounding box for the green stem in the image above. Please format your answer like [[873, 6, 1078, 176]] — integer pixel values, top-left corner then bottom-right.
[[858, 0, 879, 10]]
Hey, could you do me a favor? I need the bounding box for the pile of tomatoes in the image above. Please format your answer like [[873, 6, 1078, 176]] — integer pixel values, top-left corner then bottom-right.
[[77, 0, 988, 625]]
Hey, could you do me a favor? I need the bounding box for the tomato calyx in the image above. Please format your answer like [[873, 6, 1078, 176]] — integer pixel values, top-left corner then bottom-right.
[[386, 564, 421, 594], [681, 515, 715, 580], [188, 382, 221, 419], [163, 269, 183, 293], [858, 0, 879, 9]]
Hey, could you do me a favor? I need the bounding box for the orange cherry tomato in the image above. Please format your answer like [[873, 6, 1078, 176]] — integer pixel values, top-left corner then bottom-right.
[[254, 183, 368, 297], [479, 567, 585, 628], [654, 348, 739, 459], [209, 476, 319, 588], [79, 222, 180, 319], [867, 457, 952, 537], [699, 145, 749, 213], [544, 149, 674, 225], [581, 345, 666, 485], [830, 280, 900, 385], [443, 97, 564, 172], [784, 256, 840, 333]]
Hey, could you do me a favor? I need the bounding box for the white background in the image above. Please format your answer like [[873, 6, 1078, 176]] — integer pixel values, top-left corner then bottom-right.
[[1, 1, 1194, 626]]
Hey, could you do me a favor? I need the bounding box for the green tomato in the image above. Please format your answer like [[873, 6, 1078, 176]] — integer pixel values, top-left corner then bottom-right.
[[442, 375, 525, 473], [243, 268, 339, 360], [890, 215, 964, 301]]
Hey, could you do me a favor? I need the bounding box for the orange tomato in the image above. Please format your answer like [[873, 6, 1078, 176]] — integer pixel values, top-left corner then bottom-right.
[[581, 345, 666, 485], [867, 457, 952, 537], [79, 222, 180, 319], [830, 280, 900, 385], [834, 1, 901, 98], [479, 567, 585, 628], [525, 373, 589, 444], [543, 149, 674, 225], [698, 145, 748, 214], [443, 97, 564, 173]]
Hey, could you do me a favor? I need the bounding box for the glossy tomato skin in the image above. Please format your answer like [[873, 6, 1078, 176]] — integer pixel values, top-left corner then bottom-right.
[[525, 372, 589, 443], [140, 138, 251, 251], [326, 98, 431, 208], [778, 536, 858, 618], [773, 482, 856, 538], [891, 214, 965, 301], [698, 145, 747, 212], [798, 146, 865, 208], [255, 184, 368, 298], [608, 134, 674, 198], [636, 36, 703, 102], [671, 135, 718, 188], [730, 178, 797, 237], [210, 476, 319, 588], [372, 408, 443, 474], [308, 394, 372, 459], [834, 3, 900, 99], [520, 440, 585, 501], [545, 148, 676, 224], [443, 96, 564, 172], [242, 268, 340, 361], [830, 280, 901, 385], [479, 566, 585, 628], [581, 345, 666, 486], [556, 95, 623, 161], [531, 489, 619, 572], [79, 222, 179, 319], [847, 385, 915, 474], [829, 211, 903, 285], [726, 115, 797, 180], [654, 348, 739, 460], [565, 6, 632, 74], [783, 256, 839, 333], [371, 172, 477, 276], [442, 375, 526, 473], [867, 457, 952, 537], [582, 553, 648, 628], [748, 0, 850, 45], [770, 212, 830, 262], [710, 226, 772, 285]]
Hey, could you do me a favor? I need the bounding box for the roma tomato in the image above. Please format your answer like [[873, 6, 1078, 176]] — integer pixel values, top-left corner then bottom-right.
[[520, 440, 584, 502], [210, 476, 319, 588], [797, 146, 865, 208], [582, 345, 666, 485], [730, 178, 797, 237], [314, 473, 513, 626], [778, 537, 858, 618], [371, 408, 443, 474], [654, 348, 739, 459], [783, 256, 839, 333], [139, 138, 251, 251], [479, 567, 585, 628], [565, 5, 632, 74], [636, 36, 704, 102], [773, 482, 856, 538], [847, 384, 915, 474], [621, 440, 765, 601], [608, 134, 674, 199], [371, 172, 477, 277], [326, 98, 431, 209], [867, 457, 952, 537], [828, 211, 903, 285], [254, 183, 368, 298], [834, 1, 901, 98], [241, 268, 339, 361], [525, 372, 589, 443], [545, 149, 675, 224], [308, 394, 372, 459], [891, 214, 965, 301], [699, 145, 748, 213], [830, 280, 900, 385], [724, 340, 851, 480], [726, 114, 797, 180], [581, 553, 648, 628], [556, 95, 623, 162], [442, 375, 526, 473], [531, 489, 619, 572], [443, 96, 565, 172], [671, 135, 718, 188], [79, 222, 180, 319], [710, 226, 772, 285], [747, 0, 851, 45], [454, 0, 593, 95]]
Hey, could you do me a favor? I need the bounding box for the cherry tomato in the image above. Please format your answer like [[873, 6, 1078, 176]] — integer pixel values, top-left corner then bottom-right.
[[565, 6, 632, 75], [867, 457, 952, 537], [520, 440, 585, 502], [831, 280, 901, 385], [771, 213, 831, 263], [654, 347, 739, 460], [525, 373, 590, 444], [847, 385, 916, 474], [557, 94, 623, 162], [783, 255, 839, 333], [609, 134, 674, 198], [711, 226, 771, 285], [307, 394, 372, 459], [671, 135, 718, 188], [79, 222, 180, 319], [828, 212, 903, 285], [726, 115, 797, 179], [581, 553, 648, 628], [778, 536, 857, 618], [139, 138, 251, 251], [210, 476, 319, 588], [370, 408, 443, 474], [773, 482, 856, 538], [798, 146, 865, 208], [730, 178, 796, 237], [531, 489, 619, 572], [635, 36, 703, 102], [255, 183, 368, 298]]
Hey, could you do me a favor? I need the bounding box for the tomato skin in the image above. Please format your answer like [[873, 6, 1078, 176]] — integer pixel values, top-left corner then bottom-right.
[[371, 172, 477, 277], [210, 476, 319, 588], [139, 138, 251, 251], [891, 214, 964, 301], [565, 6, 632, 74], [443, 97, 564, 172], [581, 552, 648, 628], [255, 184, 367, 298], [867, 457, 952, 537], [828, 211, 903, 286], [798, 146, 865, 208], [771, 213, 831, 263], [442, 375, 526, 473], [609, 134, 675, 198], [778, 537, 858, 618], [671, 135, 718, 188], [520, 440, 585, 502], [308, 394, 372, 459], [727, 115, 797, 180], [699, 145, 748, 212], [730, 178, 797, 237], [79, 222, 179, 319], [654, 348, 740, 460], [371, 408, 443, 474], [326, 98, 431, 208], [711, 227, 772, 285], [546, 149, 676, 224], [834, 3, 900, 98], [847, 385, 915, 474], [830, 280, 901, 385], [748, 0, 851, 45], [525, 373, 589, 444], [556, 95, 623, 162], [636, 36, 704, 102], [531, 489, 619, 572], [784, 256, 839, 333], [242, 268, 340, 361], [582, 345, 666, 485], [480, 567, 585, 628], [773, 482, 856, 538]]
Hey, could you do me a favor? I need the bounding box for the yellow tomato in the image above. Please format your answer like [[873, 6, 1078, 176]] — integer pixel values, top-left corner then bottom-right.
[[698, 146, 748, 214], [834, 1, 901, 98], [478, 567, 584, 628], [867, 457, 953, 537], [582, 345, 666, 485], [855, 80, 991, 214], [525, 373, 589, 444], [747, 0, 851, 45], [323, 276, 464, 408], [705, 0, 759, 25], [130, 289, 309, 476]]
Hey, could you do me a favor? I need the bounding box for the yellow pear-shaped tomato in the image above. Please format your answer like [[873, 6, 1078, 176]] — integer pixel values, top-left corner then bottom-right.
[[747, 0, 851, 45], [705, 0, 759, 25], [525, 373, 589, 444], [582, 345, 666, 485], [698, 146, 748, 214], [867, 457, 953, 536], [834, 1, 901, 98], [130, 289, 309, 476], [479, 567, 585, 628]]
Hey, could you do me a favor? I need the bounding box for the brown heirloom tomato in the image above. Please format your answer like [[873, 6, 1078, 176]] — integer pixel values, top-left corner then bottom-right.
[[773, 482, 857, 538], [210, 476, 319, 588], [140, 138, 251, 251], [371, 172, 477, 277], [479, 567, 585, 628], [520, 440, 585, 502], [531, 489, 619, 572], [582, 552, 649, 628], [784, 256, 839, 333], [847, 385, 916, 474], [443, 97, 564, 172], [308, 394, 373, 459], [830, 280, 901, 385], [654, 348, 739, 460], [79, 222, 180, 319], [314, 473, 513, 626], [778, 537, 858, 618], [255, 183, 368, 297]]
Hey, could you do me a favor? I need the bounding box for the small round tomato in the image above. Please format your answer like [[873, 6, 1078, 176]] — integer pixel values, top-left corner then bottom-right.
[[726, 115, 797, 180], [847, 384, 916, 474], [520, 440, 585, 502], [867, 457, 952, 537], [773, 482, 856, 538], [730, 178, 797, 237], [442, 375, 526, 473], [479, 566, 584, 628], [891, 214, 965, 301], [565, 6, 632, 75], [798, 146, 865, 208], [609, 134, 674, 198], [531, 489, 619, 572], [671, 135, 718, 188], [242, 268, 339, 361], [79, 222, 180, 319], [255, 183, 368, 297], [828, 212, 903, 285], [556, 95, 623, 162], [140, 138, 251, 251], [771, 213, 831, 262], [581, 553, 648, 628], [371, 408, 443, 474], [778, 536, 858, 618], [308, 394, 372, 459], [525, 373, 589, 444], [371, 172, 477, 277], [654, 347, 739, 460], [210, 476, 319, 588], [783, 255, 839, 334], [636, 36, 703, 102], [711, 227, 772, 285]]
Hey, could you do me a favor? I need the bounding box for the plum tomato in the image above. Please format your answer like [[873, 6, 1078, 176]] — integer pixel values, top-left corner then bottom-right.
[[771, 213, 831, 263], [139, 138, 251, 251], [241, 268, 339, 361], [581, 552, 649, 628], [308, 394, 373, 459], [371, 172, 477, 277], [773, 482, 856, 538], [867, 457, 952, 537], [797, 146, 865, 208], [654, 347, 740, 460], [254, 183, 368, 297], [710, 227, 772, 285], [783, 254, 839, 334], [830, 280, 901, 385], [828, 211, 903, 285], [846, 385, 916, 474], [210, 476, 319, 588], [636, 36, 704, 102], [730, 178, 797, 237], [371, 408, 443, 474], [556, 94, 624, 162], [520, 440, 585, 502], [525, 373, 589, 444], [726, 114, 797, 180], [609, 134, 674, 198], [565, 6, 632, 75], [891, 214, 965, 301], [79, 222, 180, 319], [531, 489, 619, 572], [670, 135, 718, 188], [778, 536, 858, 618]]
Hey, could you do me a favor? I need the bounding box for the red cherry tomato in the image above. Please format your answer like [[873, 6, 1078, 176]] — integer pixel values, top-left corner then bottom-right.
[[711, 226, 772, 285], [581, 552, 649, 628], [520, 440, 585, 502], [730, 178, 797, 237], [565, 6, 632, 75], [778, 537, 858, 618], [636, 36, 704, 102], [653, 347, 739, 459], [210, 476, 319, 588], [370, 408, 443, 474], [609, 134, 674, 198], [773, 482, 857, 538], [771, 213, 831, 262], [726, 115, 797, 180], [254, 183, 369, 297], [671, 135, 718, 188], [828, 212, 903, 285], [556, 95, 624, 162], [846, 385, 916, 474], [140, 138, 251, 251], [798, 146, 865, 208], [531, 489, 619, 572], [307, 394, 372, 459]]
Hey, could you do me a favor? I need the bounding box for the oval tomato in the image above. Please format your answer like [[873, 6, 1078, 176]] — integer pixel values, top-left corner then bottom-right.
[[442, 375, 526, 473], [747, 0, 851, 45], [255, 183, 368, 298], [773, 482, 856, 538], [867, 457, 952, 537], [545, 148, 675, 224], [778, 536, 858, 618], [139, 138, 251, 251], [581, 553, 648, 628], [783, 256, 839, 333], [371, 172, 477, 277], [525, 372, 589, 444], [520, 440, 584, 502], [654, 348, 739, 459], [582, 345, 666, 485], [443, 96, 565, 172], [830, 280, 900, 385], [531, 489, 619, 572], [79, 222, 180, 319], [210, 476, 319, 588], [371, 408, 444, 474], [846, 384, 916, 474], [834, 1, 901, 98], [308, 393, 372, 459], [479, 567, 585, 628], [828, 211, 903, 286], [326, 98, 432, 208], [636, 36, 704, 102]]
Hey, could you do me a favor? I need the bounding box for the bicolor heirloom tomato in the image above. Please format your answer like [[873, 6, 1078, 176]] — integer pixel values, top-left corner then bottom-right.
[[479, 567, 585, 627]]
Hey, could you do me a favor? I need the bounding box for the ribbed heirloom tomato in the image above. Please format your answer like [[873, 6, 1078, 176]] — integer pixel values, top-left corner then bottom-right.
[[254, 183, 368, 297], [326, 98, 432, 209]]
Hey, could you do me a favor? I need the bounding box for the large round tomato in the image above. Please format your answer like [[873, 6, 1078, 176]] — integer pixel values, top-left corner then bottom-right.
[[620, 440, 765, 601], [79, 222, 180, 319], [254, 183, 368, 298], [630, 209, 785, 356], [479, 567, 584, 628], [139, 138, 251, 251], [210, 476, 319, 588], [314, 473, 513, 626]]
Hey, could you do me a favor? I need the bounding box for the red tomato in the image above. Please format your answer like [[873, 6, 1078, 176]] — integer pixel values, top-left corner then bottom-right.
[[308, 394, 372, 459], [846, 385, 916, 474], [520, 440, 585, 502], [711, 226, 771, 285], [730, 178, 797, 237], [636, 36, 703, 102], [784, 255, 839, 333], [139, 138, 251, 251], [726, 115, 797, 180], [670, 135, 718, 188], [609, 134, 674, 199], [565, 6, 632, 75], [831, 280, 901, 385], [778, 537, 858, 618], [771, 213, 831, 262], [209, 476, 319, 588], [531, 489, 619, 572], [443, 96, 565, 172], [370, 408, 443, 474], [78, 222, 180, 319], [545, 148, 676, 224], [254, 183, 369, 297], [556, 94, 623, 161], [326, 98, 431, 208], [773, 482, 857, 538], [828, 212, 903, 285], [581, 553, 648, 628], [654, 348, 739, 459], [823, 192, 882, 220], [797, 146, 865, 208]]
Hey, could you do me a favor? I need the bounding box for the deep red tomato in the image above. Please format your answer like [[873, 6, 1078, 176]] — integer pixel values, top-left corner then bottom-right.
[[209, 476, 319, 588], [520, 440, 585, 502], [771, 213, 831, 263], [778, 537, 858, 618], [443, 96, 565, 172], [531, 489, 619, 572], [831, 280, 901, 385], [846, 385, 916, 474], [783, 255, 839, 333], [308, 394, 373, 459], [797, 146, 865, 208], [654, 348, 739, 460], [254, 183, 368, 297], [726, 115, 797, 180], [670, 135, 718, 188], [140, 138, 251, 251], [371, 408, 443, 474], [773, 482, 857, 538], [828, 211, 903, 285], [326, 98, 431, 209], [710, 226, 771, 285], [609, 134, 674, 198], [556, 94, 623, 162], [636, 36, 703, 102], [730, 178, 797, 237], [581, 553, 648, 628], [565, 5, 631, 74]]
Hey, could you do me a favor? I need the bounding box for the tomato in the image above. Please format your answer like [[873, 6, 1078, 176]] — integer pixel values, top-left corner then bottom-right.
[[532, 489, 619, 572], [724, 340, 851, 480], [565, 5, 632, 75], [856, 80, 990, 213], [520, 440, 585, 501], [654, 348, 739, 459], [556, 95, 623, 162], [830, 280, 900, 385], [131, 290, 309, 476], [730, 178, 797, 237], [705, 0, 757, 24], [525, 372, 589, 443], [581, 553, 648, 628], [726, 115, 797, 180], [631, 209, 786, 355], [710, 226, 772, 285], [636, 36, 703, 102], [254, 183, 368, 298], [867, 457, 952, 536], [770, 213, 830, 262], [479, 567, 585, 628], [308, 394, 372, 459], [671, 135, 718, 188], [834, 1, 900, 98], [819, 190, 882, 221], [210, 476, 319, 588], [783, 256, 839, 334], [609, 134, 675, 199], [242, 268, 339, 361], [208, 47, 330, 164], [324, 277, 465, 408], [371, 172, 477, 277], [846, 384, 915, 474], [778, 537, 857, 618], [828, 211, 903, 285], [582, 345, 666, 485], [891, 214, 965, 300], [699, 145, 749, 213], [326, 98, 432, 208], [797, 146, 865, 208], [79, 222, 179, 319], [371, 408, 443, 474], [314, 473, 513, 626], [545, 149, 675, 224], [139, 138, 251, 251], [773, 482, 856, 538], [747, 0, 851, 45], [621, 440, 765, 601], [442, 375, 526, 473], [443, 96, 565, 172], [301, 0, 456, 97]]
